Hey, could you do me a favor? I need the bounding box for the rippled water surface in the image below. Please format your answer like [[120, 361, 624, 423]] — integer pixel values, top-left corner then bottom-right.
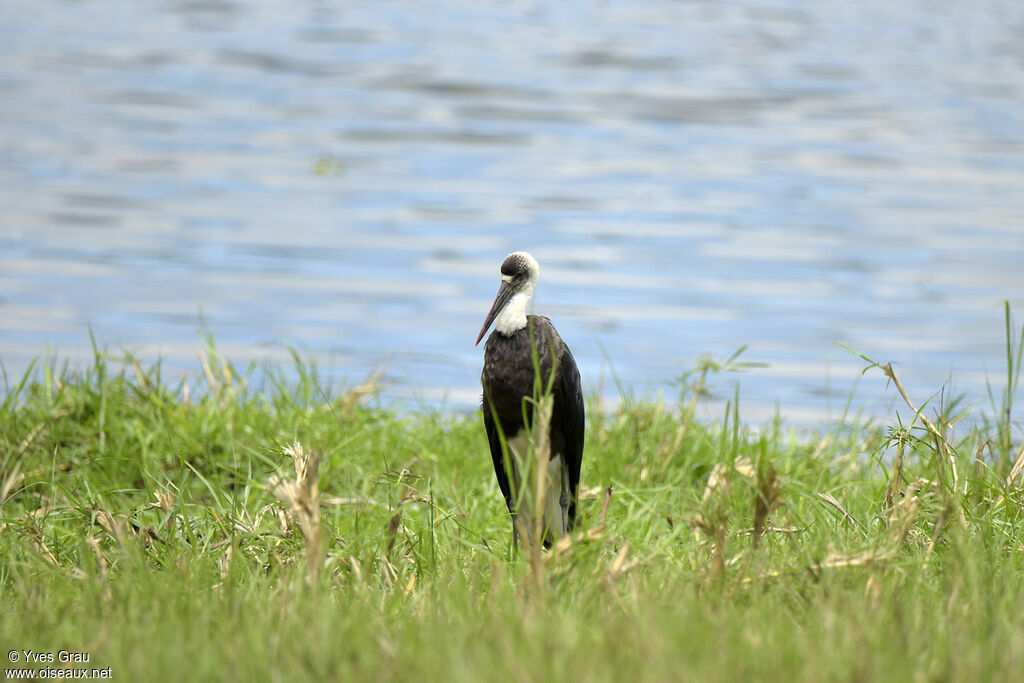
[[3, 0, 1024, 423]]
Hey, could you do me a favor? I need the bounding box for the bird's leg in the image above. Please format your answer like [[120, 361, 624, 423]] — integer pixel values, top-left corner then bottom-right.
[[511, 512, 519, 554], [559, 459, 569, 536]]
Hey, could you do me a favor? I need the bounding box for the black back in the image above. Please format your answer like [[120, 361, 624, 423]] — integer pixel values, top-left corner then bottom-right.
[[481, 315, 585, 528]]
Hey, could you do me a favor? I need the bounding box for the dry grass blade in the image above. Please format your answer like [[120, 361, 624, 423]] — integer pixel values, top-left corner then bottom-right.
[[551, 525, 607, 562], [269, 441, 322, 584], [14, 421, 46, 458], [972, 441, 986, 493], [150, 491, 175, 513], [605, 542, 639, 584], [16, 422, 46, 459], [817, 492, 866, 534], [701, 462, 730, 503], [888, 494, 919, 546], [821, 548, 898, 569], [925, 503, 953, 562], [94, 510, 127, 544], [218, 545, 233, 584], [86, 536, 113, 601], [23, 522, 87, 579], [1, 422, 48, 504], [403, 574, 416, 599], [31, 532, 61, 567], [733, 456, 755, 481], [1, 459, 24, 504], [198, 350, 219, 398], [545, 524, 608, 564], [1006, 440, 1024, 488], [742, 548, 898, 584], [348, 555, 364, 584], [527, 393, 554, 591], [600, 485, 614, 524], [990, 440, 1024, 511], [340, 368, 390, 412], [220, 360, 234, 391], [694, 462, 731, 580], [322, 496, 380, 506]]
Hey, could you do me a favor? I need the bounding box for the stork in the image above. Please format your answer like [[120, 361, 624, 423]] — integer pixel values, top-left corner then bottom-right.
[[476, 251, 584, 549]]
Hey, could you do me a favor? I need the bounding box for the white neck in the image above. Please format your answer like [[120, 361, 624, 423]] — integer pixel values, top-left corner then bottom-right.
[[495, 290, 532, 336]]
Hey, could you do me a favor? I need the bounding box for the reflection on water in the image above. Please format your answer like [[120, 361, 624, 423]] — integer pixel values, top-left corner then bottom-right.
[[2, 0, 1024, 424]]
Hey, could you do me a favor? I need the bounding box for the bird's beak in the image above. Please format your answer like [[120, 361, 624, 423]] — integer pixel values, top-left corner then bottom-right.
[[476, 280, 514, 346]]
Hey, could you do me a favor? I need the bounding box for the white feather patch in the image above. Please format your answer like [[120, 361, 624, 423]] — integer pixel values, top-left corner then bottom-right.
[[494, 290, 531, 336]]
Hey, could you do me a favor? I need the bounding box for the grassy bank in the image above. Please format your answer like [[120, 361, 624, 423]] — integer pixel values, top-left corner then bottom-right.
[[3, 328, 1024, 681]]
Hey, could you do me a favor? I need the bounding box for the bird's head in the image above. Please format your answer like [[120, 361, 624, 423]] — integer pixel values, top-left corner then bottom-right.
[[476, 251, 540, 346]]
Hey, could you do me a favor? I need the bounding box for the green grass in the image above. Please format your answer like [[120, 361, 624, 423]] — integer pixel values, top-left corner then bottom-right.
[[3, 324, 1024, 682]]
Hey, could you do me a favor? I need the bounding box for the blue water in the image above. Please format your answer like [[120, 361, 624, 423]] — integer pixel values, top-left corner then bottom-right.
[[2, 0, 1024, 424]]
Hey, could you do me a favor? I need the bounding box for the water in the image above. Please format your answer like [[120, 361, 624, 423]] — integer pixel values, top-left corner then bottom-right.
[[2, 0, 1024, 425]]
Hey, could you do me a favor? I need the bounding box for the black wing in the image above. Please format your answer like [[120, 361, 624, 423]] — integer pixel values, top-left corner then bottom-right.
[[554, 340, 585, 528], [483, 406, 515, 515]]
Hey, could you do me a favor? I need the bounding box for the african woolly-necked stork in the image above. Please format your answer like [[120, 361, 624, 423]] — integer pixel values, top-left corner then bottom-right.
[[476, 251, 584, 548]]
